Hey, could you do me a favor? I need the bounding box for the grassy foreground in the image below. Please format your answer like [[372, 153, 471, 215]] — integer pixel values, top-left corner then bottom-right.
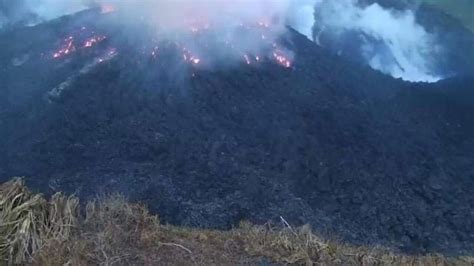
[[0, 178, 472, 265]]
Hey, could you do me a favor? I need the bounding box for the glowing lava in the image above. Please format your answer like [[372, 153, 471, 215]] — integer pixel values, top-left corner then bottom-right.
[[181, 47, 201, 65], [84, 36, 106, 48], [52, 29, 107, 59], [97, 48, 118, 63], [243, 54, 251, 65], [53, 36, 75, 58], [272, 49, 292, 68], [101, 4, 116, 14], [49, 13, 294, 70]]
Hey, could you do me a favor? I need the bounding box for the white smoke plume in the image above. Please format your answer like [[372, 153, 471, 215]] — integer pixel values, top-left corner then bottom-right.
[[313, 0, 442, 82], [1, 0, 318, 68], [1, 0, 446, 82], [92, 0, 317, 68], [0, 0, 316, 36]]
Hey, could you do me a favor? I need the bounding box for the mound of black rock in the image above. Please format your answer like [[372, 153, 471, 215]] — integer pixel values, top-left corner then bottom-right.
[[0, 9, 473, 255]]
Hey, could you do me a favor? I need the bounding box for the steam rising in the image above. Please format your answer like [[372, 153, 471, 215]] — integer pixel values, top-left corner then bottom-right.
[[1, 0, 449, 82], [1, 0, 315, 36], [1, 0, 317, 68], [313, 0, 442, 82]]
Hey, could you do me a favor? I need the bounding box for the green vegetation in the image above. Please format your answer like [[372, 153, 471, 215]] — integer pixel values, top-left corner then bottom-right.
[[422, 0, 474, 32], [1, 178, 473, 265]]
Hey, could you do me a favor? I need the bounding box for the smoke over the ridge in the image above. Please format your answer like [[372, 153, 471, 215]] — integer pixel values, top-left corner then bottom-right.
[[1, 0, 451, 82], [1, 0, 319, 69], [0, 0, 316, 36], [313, 0, 443, 82]]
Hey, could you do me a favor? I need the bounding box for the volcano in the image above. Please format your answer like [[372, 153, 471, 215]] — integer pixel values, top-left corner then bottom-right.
[[0, 7, 473, 255]]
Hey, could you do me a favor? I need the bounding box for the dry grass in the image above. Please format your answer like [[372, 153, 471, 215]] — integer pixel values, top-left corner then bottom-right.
[[237, 221, 473, 265], [0, 178, 78, 264], [1, 178, 472, 265]]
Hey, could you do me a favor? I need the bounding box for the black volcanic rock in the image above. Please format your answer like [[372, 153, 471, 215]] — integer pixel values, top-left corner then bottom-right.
[[0, 9, 473, 255]]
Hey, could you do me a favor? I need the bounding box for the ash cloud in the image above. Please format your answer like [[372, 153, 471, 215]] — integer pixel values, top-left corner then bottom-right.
[[0, 0, 316, 36], [1, 0, 317, 68], [91, 0, 318, 47], [1, 0, 446, 82], [312, 0, 443, 82], [96, 0, 309, 68]]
